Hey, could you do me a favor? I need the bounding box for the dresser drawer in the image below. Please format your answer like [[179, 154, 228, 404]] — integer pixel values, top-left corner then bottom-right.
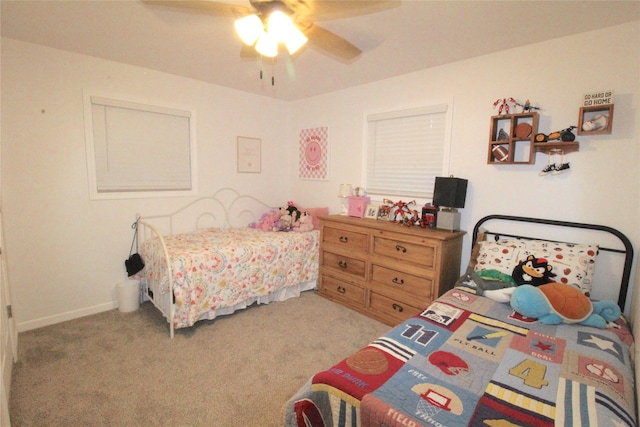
[[322, 250, 367, 279], [323, 226, 368, 253], [371, 264, 433, 299], [368, 291, 423, 325], [373, 236, 436, 268], [319, 274, 365, 307]]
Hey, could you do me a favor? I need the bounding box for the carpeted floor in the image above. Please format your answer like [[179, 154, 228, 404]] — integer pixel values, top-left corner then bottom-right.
[[9, 291, 389, 426]]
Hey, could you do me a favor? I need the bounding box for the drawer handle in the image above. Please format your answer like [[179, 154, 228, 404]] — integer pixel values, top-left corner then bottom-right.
[[339, 236, 349, 243], [392, 277, 405, 285], [395, 244, 407, 253], [337, 286, 346, 294], [392, 303, 404, 312], [338, 260, 348, 269]]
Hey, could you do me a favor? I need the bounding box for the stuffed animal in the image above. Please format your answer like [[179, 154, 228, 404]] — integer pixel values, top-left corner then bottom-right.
[[468, 268, 516, 303], [510, 283, 620, 329], [250, 210, 281, 232], [292, 212, 314, 232], [279, 202, 301, 231], [511, 255, 556, 287], [476, 256, 555, 303]]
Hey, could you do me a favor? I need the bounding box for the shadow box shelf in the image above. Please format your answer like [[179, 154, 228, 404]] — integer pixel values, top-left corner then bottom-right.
[[578, 104, 614, 136], [487, 112, 538, 164]]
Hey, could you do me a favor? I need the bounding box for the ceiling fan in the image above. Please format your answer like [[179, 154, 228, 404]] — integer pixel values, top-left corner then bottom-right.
[[144, 0, 399, 61]]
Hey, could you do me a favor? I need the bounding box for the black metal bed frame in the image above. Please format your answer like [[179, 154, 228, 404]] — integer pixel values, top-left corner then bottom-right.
[[472, 215, 634, 310]]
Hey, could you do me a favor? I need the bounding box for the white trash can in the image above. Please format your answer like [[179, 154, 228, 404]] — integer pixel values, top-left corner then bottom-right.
[[117, 279, 140, 312]]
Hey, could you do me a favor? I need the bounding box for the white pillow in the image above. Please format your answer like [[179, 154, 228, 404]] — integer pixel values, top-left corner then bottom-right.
[[474, 239, 599, 296]]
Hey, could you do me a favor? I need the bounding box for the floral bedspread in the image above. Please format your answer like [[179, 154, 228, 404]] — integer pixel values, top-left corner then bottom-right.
[[141, 228, 319, 329]]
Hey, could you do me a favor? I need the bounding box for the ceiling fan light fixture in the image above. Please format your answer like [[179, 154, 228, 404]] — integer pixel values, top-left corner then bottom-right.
[[284, 28, 308, 55], [255, 31, 278, 57], [234, 14, 263, 46], [267, 11, 308, 55], [267, 11, 292, 42]]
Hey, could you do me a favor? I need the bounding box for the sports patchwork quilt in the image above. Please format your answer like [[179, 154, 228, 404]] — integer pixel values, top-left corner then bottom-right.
[[284, 287, 636, 427]]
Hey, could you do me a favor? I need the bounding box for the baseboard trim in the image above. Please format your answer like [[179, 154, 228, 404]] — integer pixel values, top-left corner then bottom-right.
[[16, 301, 118, 332]]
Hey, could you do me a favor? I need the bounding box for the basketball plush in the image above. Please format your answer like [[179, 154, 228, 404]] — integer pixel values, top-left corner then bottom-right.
[[346, 348, 388, 375]]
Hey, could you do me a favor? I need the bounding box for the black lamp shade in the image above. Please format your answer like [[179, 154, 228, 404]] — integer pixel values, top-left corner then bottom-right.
[[433, 177, 468, 208]]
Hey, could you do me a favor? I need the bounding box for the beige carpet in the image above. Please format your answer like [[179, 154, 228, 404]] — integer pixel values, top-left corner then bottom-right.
[[9, 291, 390, 426]]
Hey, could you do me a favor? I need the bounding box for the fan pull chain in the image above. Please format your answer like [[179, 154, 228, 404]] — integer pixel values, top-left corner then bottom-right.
[[258, 58, 276, 87]]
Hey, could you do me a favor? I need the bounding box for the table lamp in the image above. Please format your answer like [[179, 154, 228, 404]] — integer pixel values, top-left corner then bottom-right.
[[338, 184, 353, 215], [433, 176, 468, 231]]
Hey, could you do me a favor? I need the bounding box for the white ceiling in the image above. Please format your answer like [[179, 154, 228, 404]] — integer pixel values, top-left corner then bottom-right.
[[2, 0, 639, 101]]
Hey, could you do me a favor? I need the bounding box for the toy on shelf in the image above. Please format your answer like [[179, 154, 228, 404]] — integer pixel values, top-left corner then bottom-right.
[[514, 99, 541, 113], [581, 114, 608, 132], [492, 97, 516, 115], [534, 126, 576, 142]]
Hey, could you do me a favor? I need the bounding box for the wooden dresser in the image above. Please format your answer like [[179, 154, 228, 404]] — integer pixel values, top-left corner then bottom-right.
[[317, 215, 465, 326]]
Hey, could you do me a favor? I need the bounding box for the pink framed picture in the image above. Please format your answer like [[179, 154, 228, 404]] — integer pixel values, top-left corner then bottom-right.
[[299, 126, 329, 180]]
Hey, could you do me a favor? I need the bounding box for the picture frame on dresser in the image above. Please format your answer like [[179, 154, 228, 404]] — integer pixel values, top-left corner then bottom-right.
[[364, 204, 379, 219]]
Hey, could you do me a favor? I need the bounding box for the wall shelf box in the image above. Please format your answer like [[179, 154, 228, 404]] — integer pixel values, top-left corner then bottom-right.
[[578, 104, 614, 135], [487, 112, 538, 164]]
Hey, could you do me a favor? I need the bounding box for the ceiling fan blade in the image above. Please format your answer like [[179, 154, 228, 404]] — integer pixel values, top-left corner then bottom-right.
[[240, 43, 258, 58], [294, 0, 400, 20], [301, 22, 362, 61], [142, 1, 252, 17]]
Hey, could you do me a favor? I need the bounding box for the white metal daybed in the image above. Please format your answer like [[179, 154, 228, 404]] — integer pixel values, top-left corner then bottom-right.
[[136, 188, 320, 338]]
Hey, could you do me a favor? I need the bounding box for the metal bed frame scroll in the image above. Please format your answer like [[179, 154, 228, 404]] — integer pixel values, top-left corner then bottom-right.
[[472, 214, 634, 310]]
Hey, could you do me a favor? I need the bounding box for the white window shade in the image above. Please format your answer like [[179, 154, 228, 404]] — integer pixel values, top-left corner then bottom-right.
[[366, 104, 449, 199], [85, 95, 195, 199]]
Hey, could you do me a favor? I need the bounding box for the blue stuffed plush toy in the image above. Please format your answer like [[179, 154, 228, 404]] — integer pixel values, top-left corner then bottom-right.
[[510, 283, 620, 329], [477, 255, 559, 303]]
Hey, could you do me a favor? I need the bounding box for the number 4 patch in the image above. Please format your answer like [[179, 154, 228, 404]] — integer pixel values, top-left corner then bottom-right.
[[509, 359, 549, 389]]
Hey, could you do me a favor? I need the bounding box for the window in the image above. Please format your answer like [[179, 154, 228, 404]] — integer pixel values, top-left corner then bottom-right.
[[84, 94, 196, 200], [365, 104, 451, 199]]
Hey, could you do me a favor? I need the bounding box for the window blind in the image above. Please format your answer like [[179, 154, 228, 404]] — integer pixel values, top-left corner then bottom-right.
[[366, 104, 448, 199], [89, 96, 193, 194]]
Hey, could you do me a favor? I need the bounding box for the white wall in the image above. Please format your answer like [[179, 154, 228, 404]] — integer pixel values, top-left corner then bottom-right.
[[290, 22, 639, 306], [1, 22, 638, 331], [1, 39, 291, 330]]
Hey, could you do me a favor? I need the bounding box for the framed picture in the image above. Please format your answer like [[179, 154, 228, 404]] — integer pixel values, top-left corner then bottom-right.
[[378, 205, 391, 221], [299, 126, 329, 180], [237, 137, 261, 173], [364, 204, 379, 219]]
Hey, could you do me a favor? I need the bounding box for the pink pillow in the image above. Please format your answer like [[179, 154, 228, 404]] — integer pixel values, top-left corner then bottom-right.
[[299, 207, 328, 229]]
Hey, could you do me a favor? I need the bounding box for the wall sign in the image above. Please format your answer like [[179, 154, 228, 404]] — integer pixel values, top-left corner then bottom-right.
[[583, 90, 613, 107], [299, 126, 329, 180]]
